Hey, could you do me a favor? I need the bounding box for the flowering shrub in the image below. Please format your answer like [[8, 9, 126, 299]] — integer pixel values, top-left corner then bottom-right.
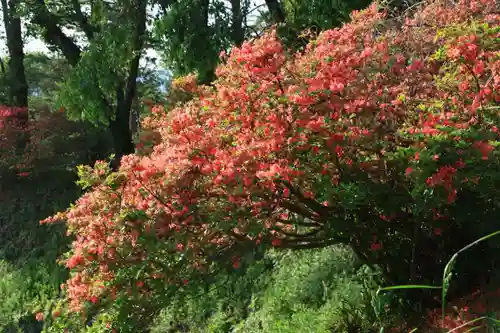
[[0, 106, 27, 127], [0, 106, 30, 177], [42, 0, 500, 329], [0, 103, 115, 331], [135, 73, 203, 157], [0, 105, 110, 181]]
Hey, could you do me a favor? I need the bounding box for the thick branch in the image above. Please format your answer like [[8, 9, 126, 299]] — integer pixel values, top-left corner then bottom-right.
[[276, 217, 321, 228], [273, 227, 323, 240], [280, 199, 319, 221], [280, 180, 331, 218], [30, 0, 82, 65], [70, 0, 96, 40]]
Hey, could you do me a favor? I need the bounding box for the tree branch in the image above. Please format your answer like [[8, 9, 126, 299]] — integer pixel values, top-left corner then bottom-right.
[[280, 199, 319, 221], [70, 0, 97, 40], [280, 239, 340, 250], [280, 180, 331, 218], [276, 217, 322, 228], [30, 0, 82, 65], [273, 226, 323, 239]]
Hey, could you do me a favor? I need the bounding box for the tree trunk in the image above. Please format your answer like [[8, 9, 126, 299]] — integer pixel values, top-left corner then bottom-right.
[[1, 0, 28, 113], [265, 0, 285, 24], [109, 0, 148, 169], [230, 0, 245, 46], [109, 100, 135, 170], [197, 0, 216, 85]]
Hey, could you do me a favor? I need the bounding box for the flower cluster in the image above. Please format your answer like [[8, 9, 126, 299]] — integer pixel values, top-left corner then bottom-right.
[[0, 105, 27, 128]]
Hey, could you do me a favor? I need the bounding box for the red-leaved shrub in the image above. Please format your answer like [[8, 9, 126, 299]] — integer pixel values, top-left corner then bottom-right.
[[42, 0, 499, 328]]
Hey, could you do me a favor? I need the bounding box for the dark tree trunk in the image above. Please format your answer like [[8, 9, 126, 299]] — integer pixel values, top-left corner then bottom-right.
[[109, 91, 135, 170], [1, 0, 28, 114], [230, 0, 245, 46], [0, 58, 5, 74], [109, 0, 148, 169], [197, 0, 216, 85], [265, 0, 285, 24]]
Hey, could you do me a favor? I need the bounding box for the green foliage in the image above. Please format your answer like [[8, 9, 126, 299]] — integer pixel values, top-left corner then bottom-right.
[[151, 246, 392, 333], [152, 0, 232, 83], [55, 20, 133, 126], [24, 53, 70, 110], [0, 53, 70, 110], [0, 261, 28, 328], [281, 0, 371, 33], [0, 258, 64, 333], [56, 41, 168, 127]]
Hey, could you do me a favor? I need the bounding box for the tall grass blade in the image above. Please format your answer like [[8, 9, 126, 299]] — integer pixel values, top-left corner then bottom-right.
[[441, 230, 500, 331]]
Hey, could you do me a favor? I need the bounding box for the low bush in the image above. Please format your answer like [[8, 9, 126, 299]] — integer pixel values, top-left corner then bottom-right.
[[151, 246, 397, 333]]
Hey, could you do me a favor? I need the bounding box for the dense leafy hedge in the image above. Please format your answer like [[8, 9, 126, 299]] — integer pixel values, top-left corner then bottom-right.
[[42, 0, 499, 331]]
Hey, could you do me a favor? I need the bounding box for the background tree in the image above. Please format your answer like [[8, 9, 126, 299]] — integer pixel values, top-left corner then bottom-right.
[[0, 0, 27, 107], [153, 0, 252, 84], [23, 53, 69, 109], [153, 0, 376, 84], [23, 0, 149, 168], [0, 0, 28, 122]]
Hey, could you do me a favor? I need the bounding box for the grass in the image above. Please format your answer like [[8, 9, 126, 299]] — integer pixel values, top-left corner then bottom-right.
[[377, 230, 500, 333]]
